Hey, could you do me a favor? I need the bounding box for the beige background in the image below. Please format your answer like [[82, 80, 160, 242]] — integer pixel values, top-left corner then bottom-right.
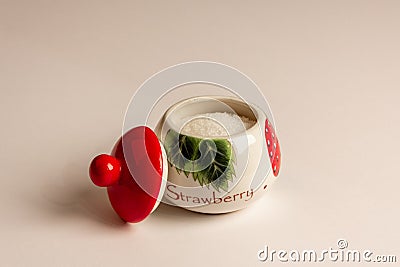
[[1, 0, 399, 266]]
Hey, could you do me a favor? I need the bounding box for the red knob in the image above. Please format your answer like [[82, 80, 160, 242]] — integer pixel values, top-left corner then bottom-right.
[[89, 154, 121, 187]]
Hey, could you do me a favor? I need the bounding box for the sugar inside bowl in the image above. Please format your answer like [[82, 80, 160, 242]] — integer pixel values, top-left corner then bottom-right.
[[156, 96, 281, 214]]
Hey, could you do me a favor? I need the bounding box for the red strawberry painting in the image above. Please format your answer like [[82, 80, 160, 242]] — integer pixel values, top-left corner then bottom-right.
[[265, 119, 281, 176]]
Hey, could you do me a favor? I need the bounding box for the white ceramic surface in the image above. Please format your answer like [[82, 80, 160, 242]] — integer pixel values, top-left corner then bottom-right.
[[156, 96, 279, 213]]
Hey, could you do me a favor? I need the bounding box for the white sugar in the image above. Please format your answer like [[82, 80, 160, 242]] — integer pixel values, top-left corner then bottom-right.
[[181, 112, 255, 137]]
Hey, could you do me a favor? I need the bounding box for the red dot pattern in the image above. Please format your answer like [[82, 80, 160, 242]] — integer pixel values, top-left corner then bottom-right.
[[265, 119, 281, 176]]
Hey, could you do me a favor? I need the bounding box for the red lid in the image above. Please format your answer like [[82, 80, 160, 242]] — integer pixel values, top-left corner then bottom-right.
[[89, 126, 167, 223]]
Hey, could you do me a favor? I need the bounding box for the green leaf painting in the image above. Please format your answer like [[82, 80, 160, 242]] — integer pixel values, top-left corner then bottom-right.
[[163, 129, 235, 192]]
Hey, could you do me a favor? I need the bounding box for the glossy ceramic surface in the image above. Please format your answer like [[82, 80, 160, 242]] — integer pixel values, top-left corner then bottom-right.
[[156, 96, 281, 213]]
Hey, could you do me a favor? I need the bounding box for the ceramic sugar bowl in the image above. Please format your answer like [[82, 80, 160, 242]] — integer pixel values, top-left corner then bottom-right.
[[156, 96, 281, 214], [89, 95, 281, 223]]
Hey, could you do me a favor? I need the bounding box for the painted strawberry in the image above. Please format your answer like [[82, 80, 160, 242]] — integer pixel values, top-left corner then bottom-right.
[[265, 118, 281, 176]]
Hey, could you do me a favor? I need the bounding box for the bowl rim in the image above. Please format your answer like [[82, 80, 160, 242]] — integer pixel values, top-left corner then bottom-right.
[[162, 95, 264, 139]]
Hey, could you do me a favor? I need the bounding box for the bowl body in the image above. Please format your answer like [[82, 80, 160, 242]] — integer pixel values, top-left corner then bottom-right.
[[156, 96, 279, 213]]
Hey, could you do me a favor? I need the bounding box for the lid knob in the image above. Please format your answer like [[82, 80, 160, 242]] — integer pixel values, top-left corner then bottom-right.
[[89, 154, 121, 187]]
